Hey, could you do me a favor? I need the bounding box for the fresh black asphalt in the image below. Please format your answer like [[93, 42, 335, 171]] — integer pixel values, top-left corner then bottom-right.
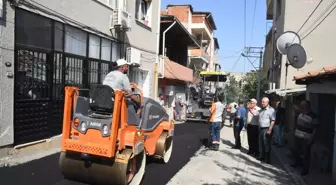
[[0, 121, 209, 185]]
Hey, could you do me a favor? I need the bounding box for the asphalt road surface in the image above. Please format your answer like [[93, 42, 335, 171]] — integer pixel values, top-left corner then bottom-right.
[[0, 121, 209, 185]]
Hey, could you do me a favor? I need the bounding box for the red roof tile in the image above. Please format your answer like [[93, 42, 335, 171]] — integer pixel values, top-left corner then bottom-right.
[[293, 66, 336, 80]]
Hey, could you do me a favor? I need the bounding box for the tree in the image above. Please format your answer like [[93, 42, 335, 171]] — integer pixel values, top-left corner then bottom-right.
[[225, 76, 241, 103], [241, 72, 268, 101]]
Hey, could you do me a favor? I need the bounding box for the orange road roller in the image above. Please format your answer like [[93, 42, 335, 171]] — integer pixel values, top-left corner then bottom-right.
[[59, 83, 174, 185]]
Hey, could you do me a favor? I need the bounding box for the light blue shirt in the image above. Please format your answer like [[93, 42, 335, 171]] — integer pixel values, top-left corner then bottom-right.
[[258, 106, 276, 128]]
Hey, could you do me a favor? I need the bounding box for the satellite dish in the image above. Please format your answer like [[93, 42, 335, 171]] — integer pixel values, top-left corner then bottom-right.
[[276, 31, 301, 55], [287, 43, 307, 69]]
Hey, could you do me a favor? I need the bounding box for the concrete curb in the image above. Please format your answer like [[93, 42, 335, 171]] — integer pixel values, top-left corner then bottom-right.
[[0, 134, 62, 167], [271, 147, 307, 185]]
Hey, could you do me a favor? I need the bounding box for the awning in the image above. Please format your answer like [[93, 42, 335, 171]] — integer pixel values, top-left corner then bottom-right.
[[265, 87, 306, 97], [163, 57, 193, 82], [293, 66, 336, 84]]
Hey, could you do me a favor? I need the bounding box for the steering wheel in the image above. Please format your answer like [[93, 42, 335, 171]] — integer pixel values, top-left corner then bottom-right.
[[130, 82, 144, 104]]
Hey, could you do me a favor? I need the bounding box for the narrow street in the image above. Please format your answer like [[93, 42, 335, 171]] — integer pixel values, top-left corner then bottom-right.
[[167, 120, 295, 185], [0, 120, 295, 185]]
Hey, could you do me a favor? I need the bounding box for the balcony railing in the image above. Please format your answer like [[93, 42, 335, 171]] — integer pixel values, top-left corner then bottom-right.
[[189, 48, 211, 63]]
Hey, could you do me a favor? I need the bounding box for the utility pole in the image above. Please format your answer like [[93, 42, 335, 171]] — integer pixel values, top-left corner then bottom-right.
[[241, 47, 264, 103], [257, 50, 263, 103]]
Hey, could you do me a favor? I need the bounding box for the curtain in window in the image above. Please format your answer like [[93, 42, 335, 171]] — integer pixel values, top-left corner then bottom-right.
[[111, 42, 121, 62], [54, 22, 63, 51], [64, 25, 87, 56], [101, 38, 111, 61], [89, 34, 100, 59]]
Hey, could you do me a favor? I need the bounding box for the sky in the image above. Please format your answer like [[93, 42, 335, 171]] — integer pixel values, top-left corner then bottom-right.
[[161, 0, 268, 73]]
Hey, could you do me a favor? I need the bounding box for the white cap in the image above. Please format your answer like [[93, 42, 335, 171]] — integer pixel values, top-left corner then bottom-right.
[[116, 59, 128, 67], [178, 96, 182, 99]]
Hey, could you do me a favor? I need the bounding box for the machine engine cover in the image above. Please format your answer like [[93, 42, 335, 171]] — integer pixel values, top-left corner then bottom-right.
[[140, 98, 169, 132]]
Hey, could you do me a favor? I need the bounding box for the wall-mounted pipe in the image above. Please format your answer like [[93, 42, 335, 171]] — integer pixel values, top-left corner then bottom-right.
[[162, 21, 177, 57]]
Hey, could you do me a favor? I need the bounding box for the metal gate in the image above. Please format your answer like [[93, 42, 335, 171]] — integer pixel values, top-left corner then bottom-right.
[[14, 9, 120, 145]]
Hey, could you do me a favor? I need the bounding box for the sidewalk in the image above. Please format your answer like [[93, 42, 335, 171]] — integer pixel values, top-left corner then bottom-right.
[[166, 122, 296, 185], [272, 143, 332, 185]]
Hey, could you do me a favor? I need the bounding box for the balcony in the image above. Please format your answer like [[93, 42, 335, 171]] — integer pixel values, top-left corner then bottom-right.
[[189, 48, 210, 71], [190, 23, 212, 40], [266, 0, 273, 20]]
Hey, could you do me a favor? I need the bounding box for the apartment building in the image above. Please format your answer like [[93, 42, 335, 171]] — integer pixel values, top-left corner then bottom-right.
[[264, 0, 336, 182], [161, 5, 218, 75], [0, 0, 161, 147]]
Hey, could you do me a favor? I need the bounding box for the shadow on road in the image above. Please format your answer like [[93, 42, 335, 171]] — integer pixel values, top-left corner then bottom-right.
[[0, 121, 208, 185], [199, 146, 294, 185]]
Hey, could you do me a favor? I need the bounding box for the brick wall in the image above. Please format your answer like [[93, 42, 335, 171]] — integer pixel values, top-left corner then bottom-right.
[[192, 15, 204, 23], [166, 6, 190, 23]]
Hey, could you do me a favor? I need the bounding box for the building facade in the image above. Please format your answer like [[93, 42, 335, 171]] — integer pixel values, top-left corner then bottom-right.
[[161, 5, 218, 75], [264, 0, 336, 182], [0, 0, 161, 147], [264, 0, 336, 90]]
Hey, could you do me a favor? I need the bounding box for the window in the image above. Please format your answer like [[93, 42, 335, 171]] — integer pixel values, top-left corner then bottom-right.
[[64, 25, 87, 57], [135, 0, 151, 26], [89, 34, 100, 59], [101, 38, 112, 61]]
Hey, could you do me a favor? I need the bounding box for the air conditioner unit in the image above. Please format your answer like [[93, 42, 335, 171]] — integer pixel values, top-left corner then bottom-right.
[[126, 47, 141, 67], [158, 57, 165, 78], [110, 8, 132, 31]]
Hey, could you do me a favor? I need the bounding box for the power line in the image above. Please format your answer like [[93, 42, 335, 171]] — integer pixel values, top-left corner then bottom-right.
[[218, 48, 244, 59], [244, 0, 247, 72], [230, 55, 242, 72], [302, 2, 336, 40], [300, 0, 336, 37], [297, 0, 324, 34], [250, 0, 258, 44]]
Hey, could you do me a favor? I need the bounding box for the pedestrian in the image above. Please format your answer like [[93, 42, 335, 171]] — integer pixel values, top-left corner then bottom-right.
[[246, 98, 261, 157], [257, 97, 276, 164], [157, 93, 165, 108], [232, 100, 246, 149], [291, 100, 318, 176], [209, 95, 225, 151], [173, 96, 183, 121], [229, 103, 238, 126], [271, 98, 285, 147]]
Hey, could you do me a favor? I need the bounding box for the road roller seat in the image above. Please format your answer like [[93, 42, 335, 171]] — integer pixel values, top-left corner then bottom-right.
[[139, 97, 169, 132], [89, 85, 115, 116]]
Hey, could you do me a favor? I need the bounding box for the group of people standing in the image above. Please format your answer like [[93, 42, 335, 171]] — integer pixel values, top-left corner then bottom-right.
[[231, 97, 285, 164], [225, 97, 317, 176]]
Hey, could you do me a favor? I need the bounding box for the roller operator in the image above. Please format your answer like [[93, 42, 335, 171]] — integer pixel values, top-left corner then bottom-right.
[[103, 59, 140, 109]]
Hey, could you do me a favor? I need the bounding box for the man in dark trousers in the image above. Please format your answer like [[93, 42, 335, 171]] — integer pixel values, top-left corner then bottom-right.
[[246, 98, 261, 157], [232, 100, 246, 149], [257, 97, 276, 164], [271, 98, 286, 147]]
